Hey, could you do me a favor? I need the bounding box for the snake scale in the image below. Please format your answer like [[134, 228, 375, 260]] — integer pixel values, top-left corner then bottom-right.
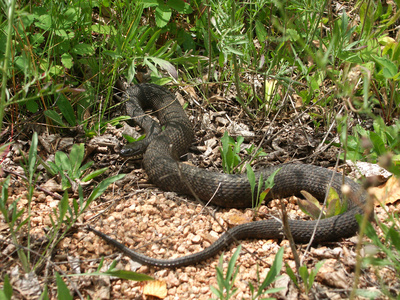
[[88, 83, 368, 268]]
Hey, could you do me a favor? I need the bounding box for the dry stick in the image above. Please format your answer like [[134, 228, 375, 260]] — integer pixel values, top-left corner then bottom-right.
[[279, 197, 301, 272], [349, 193, 374, 300]]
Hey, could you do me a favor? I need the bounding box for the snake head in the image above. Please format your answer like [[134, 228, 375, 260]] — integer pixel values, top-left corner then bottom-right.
[[120, 140, 149, 158]]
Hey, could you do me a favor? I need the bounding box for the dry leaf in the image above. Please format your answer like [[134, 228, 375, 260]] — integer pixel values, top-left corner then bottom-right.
[[224, 210, 252, 226], [182, 85, 198, 101], [143, 280, 168, 299], [368, 176, 400, 205], [316, 259, 349, 289]]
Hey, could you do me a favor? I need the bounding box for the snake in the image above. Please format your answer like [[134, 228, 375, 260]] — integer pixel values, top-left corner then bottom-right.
[[88, 83, 369, 268]]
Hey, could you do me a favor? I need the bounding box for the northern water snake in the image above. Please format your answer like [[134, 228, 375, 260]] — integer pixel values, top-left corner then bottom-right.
[[89, 83, 368, 267]]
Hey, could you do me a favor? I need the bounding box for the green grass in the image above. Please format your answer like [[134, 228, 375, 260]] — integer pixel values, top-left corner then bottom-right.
[[1, 0, 399, 298]]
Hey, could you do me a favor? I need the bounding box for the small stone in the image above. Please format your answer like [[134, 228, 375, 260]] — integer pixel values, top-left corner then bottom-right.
[[191, 235, 202, 244]]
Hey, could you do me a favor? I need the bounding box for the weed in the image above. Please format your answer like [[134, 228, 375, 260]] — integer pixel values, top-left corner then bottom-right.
[[286, 260, 325, 295], [210, 245, 241, 300], [298, 188, 347, 220], [143, 0, 193, 28], [43, 143, 108, 192], [355, 212, 400, 298], [246, 164, 280, 214], [220, 132, 267, 174], [220, 132, 244, 174], [0, 274, 12, 300], [211, 245, 285, 300], [0, 134, 125, 277], [337, 117, 400, 175]]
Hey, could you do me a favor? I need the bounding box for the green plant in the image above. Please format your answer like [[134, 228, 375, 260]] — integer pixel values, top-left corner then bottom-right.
[[246, 164, 280, 213], [210, 245, 241, 300], [220, 132, 267, 174], [220, 132, 244, 174], [143, 0, 193, 28], [210, 245, 285, 300], [285, 260, 325, 295], [248, 246, 285, 299], [43, 143, 107, 191], [0, 274, 12, 300], [337, 117, 400, 175], [356, 212, 400, 299], [298, 188, 347, 220], [0, 134, 125, 274]]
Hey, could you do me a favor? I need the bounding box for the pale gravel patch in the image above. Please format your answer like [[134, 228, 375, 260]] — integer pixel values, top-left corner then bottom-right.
[[2, 179, 399, 299]]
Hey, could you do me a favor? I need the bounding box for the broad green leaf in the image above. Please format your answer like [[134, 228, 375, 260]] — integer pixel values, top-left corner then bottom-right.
[[46, 161, 60, 176], [128, 59, 137, 83], [123, 134, 146, 143], [308, 260, 325, 290], [61, 53, 73, 69], [49, 64, 64, 76], [0, 177, 10, 217], [167, 0, 193, 14], [149, 57, 177, 79], [369, 131, 386, 156], [286, 28, 300, 41], [372, 55, 398, 79], [155, 4, 171, 28], [34, 14, 52, 30], [326, 198, 340, 218], [285, 263, 298, 286], [1, 274, 12, 300], [55, 273, 72, 300], [55, 29, 74, 39], [226, 245, 241, 284], [55, 151, 71, 174], [78, 161, 94, 175], [72, 44, 95, 56], [44, 110, 65, 127], [299, 265, 309, 284], [325, 187, 342, 217], [388, 227, 400, 252], [299, 191, 323, 219], [142, 0, 158, 8], [26, 100, 39, 113], [91, 24, 117, 35], [103, 50, 122, 59], [57, 94, 76, 127], [69, 144, 84, 176], [264, 168, 280, 190], [255, 20, 267, 42]]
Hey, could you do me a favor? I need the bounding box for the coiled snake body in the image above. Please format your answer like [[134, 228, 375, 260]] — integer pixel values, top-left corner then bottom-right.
[[89, 83, 368, 267]]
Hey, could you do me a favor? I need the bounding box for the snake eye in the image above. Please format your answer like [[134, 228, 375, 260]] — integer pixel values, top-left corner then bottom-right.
[[120, 139, 151, 158]]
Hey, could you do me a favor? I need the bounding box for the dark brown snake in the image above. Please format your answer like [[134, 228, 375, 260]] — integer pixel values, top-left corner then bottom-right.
[[88, 83, 369, 268]]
